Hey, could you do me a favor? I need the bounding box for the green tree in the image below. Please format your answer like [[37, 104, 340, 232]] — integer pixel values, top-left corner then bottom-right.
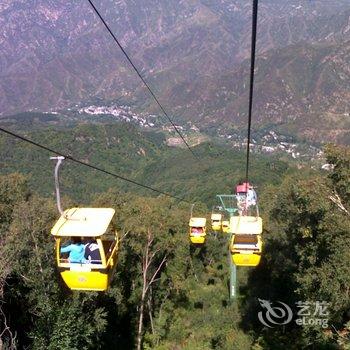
[[241, 145, 350, 348]]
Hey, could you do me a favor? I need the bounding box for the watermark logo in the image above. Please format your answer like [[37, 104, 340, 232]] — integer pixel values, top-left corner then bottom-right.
[[258, 299, 293, 328], [295, 301, 329, 328], [258, 299, 330, 328]]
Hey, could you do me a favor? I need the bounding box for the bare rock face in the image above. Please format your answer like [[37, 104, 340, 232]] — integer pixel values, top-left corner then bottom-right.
[[0, 0, 349, 142]]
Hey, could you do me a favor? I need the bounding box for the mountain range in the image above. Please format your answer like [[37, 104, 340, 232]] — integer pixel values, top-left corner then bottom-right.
[[0, 0, 349, 143]]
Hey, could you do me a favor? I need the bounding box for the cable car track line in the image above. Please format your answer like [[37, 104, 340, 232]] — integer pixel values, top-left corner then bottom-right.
[[86, 0, 199, 162], [0, 127, 190, 204], [245, 0, 259, 184]]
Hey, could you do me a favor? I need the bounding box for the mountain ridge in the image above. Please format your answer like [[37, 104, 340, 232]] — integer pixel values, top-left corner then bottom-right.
[[0, 0, 349, 143]]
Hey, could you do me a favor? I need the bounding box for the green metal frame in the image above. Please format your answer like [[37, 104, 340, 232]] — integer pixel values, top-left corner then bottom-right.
[[216, 195, 238, 216]]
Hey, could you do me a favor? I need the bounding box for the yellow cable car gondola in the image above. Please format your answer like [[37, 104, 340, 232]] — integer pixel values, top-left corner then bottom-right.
[[189, 217, 207, 244], [51, 208, 119, 291], [229, 215, 262, 267], [222, 220, 230, 233], [211, 213, 222, 231]]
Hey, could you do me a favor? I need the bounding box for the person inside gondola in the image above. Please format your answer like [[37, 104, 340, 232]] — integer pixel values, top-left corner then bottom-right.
[[247, 188, 257, 207], [236, 182, 257, 211], [236, 182, 248, 208], [60, 237, 87, 263], [191, 227, 203, 234], [84, 240, 101, 264]]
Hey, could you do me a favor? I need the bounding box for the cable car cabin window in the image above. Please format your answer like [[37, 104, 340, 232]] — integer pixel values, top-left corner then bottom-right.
[[233, 235, 259, 250], [59, 237, 70, 263], [234, 235, 258, 244], [59, 237, 87, 264], [191, 227, 204, 234], [101, 226, 117, 262]]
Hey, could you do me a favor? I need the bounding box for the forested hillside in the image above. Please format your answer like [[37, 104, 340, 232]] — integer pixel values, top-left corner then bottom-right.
[[0, 134, 349, 349], [0, 122, 293, 204]]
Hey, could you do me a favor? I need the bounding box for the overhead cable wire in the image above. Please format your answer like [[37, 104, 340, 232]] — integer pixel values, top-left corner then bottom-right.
[[86, 0, 200, 161], [0, 127, 190, 203], [244, 0, 259, 185]]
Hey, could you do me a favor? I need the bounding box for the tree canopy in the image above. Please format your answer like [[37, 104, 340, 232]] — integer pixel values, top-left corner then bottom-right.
[[0, 144, 349, 349]]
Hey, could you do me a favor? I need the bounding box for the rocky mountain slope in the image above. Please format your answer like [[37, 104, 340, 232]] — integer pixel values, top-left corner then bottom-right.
[[0, 0, 349, 142], [183, 39, 350, 143]]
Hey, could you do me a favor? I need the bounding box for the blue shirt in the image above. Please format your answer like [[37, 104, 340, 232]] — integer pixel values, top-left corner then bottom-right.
[[60, 243, 87, 263]]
